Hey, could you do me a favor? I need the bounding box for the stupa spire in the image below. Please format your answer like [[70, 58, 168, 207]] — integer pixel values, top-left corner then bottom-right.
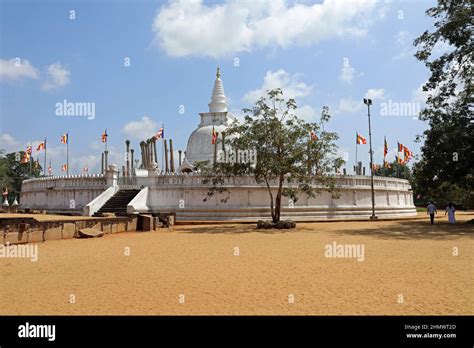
[[208, 66, 228, 113]]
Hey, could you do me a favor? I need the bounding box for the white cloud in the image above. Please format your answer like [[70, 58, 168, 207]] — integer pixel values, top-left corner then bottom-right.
[[41, 62, 71, 91], [296, 105, 318, 122], [337, 98, 364, 114], [339, 58, 361, 84], [0, 133, 22, 152], [242, 69, 320, 121], [122, 116, 158, 140], [243, 69, 313, 104], [365, 88, 385, 101], [335, 88, 385, 115], [0, 58, 39, 82], [152, 0, 386, 58], [393, 30, 416, 60]]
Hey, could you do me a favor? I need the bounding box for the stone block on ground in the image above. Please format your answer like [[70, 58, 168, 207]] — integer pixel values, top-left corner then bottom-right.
[[44, 226, 62, 241], [28, 228, 44, 243], [116, 222, 126, 232], [5, 231, 28, 244], [62, 223, 76, 239], [78, 228, 104, 238], [101, 222, 112, 234], [127, 218, 137, 231]]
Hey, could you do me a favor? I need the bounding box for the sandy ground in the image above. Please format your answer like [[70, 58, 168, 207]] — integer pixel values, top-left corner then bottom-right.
[[1, 212, 473, 315]]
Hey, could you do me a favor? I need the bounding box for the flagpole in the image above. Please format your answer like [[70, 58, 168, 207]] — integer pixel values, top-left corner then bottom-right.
[[355, 132, 358, 174], [29, 141, 32, 177], [44, 138, 47, 177], [66, 132, 69, 176], [161, 123, 164, 170]]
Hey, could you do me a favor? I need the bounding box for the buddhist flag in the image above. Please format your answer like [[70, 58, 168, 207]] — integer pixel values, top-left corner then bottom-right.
[[20, 152, 30, 164], [48, 162, 52, 175], [61, 164, 68, 172], [396, 155, 404, 164], [211, 126, 218, 145], [372, 163, 380, 171], [356, 132, 367, 145], [398, 142, 404, 152], [101, 129, 108, 143], [37, 141, 45, 151], [155, 127, 164, 139], [310, 131, 318, 141], [34, 159, 40, 169], [384, 137, 388, 158], [61, 133, 68, 144], [26, 145, 32, 154]]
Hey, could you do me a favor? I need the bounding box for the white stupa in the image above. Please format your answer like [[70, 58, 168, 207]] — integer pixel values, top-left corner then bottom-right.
[[179, 67, 235, 172]]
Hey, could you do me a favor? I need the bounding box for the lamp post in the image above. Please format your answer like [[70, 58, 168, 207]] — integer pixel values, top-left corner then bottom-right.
[[364, 98, 377, 220]]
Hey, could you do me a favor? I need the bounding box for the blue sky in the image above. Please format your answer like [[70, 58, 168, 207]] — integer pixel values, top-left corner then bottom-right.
[[0, 0, 441, 174]]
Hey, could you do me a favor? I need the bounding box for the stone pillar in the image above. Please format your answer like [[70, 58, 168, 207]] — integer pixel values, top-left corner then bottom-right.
[[140, 140, 146, 169], [164, 140, 169, 173], [130, 149, 135, 176], [178, 150, 182, 167], [105, 164, 119, 187], [145, 139, 151, 169], [169, 139, 175, 172], [125, 140, 130, 177], [153, 138, 158, 170]]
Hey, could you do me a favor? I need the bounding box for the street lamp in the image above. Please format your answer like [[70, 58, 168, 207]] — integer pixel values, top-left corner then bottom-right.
[[363, 98, 377, 220]]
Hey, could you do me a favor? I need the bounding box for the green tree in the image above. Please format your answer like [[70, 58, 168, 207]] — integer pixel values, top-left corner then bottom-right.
[[0, 151, 42, 203], [374, 160, 412, 180], [412, 0, 473, 208], [199, 89, 343, 223]]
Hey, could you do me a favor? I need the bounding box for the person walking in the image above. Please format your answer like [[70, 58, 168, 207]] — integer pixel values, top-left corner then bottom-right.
[[427, 201, 437, 224], [445, 203, 456, 224]]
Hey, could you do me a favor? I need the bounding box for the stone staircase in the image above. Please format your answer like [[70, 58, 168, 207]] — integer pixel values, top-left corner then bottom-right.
[[93, 189, 140, 216]]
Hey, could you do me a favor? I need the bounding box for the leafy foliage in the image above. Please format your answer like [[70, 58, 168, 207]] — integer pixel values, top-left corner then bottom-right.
[[0, 151, 42, 202], [412, 0, 473, 208], [199, 89, 343, 223]]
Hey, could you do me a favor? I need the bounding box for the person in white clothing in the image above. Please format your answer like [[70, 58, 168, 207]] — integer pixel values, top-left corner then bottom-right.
[[427, 201, 437, 224], [445, 203, 456, 224]]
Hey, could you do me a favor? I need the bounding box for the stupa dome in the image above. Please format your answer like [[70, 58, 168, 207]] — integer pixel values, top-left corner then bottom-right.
[[182, 67, 235, 168]]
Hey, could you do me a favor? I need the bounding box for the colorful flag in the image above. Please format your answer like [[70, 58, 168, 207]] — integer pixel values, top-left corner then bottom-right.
[[48, 162, 52, 175], [310, 131, 318, 141], [37, 142, 45, 151], [61, 133, 68, 144], [101, 130, 108, 143], [398, 142, 404, 152], [396, 155, 404, 164], [211, 126, 218, 145], [26, 145, 32, 154], [372, 163, 381, 171], [34, 159, 40, 169], [155, 127, 164, 139], [20, 152, 30, 164], [356, 132, 367, 145], [383, 160, 391, 168], [384, 137, 388, 158], [61, 164, 68, 172]]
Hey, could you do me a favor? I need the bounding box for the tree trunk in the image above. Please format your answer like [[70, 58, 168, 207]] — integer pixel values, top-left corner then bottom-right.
[[274, 174, 284, 223], [264, 177, 275, 222]]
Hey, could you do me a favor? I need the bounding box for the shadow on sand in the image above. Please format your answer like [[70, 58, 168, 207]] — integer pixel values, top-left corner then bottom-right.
[[178, 220, 474, 240]]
